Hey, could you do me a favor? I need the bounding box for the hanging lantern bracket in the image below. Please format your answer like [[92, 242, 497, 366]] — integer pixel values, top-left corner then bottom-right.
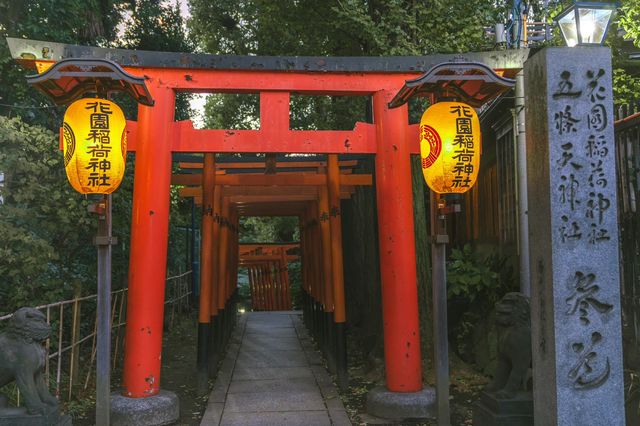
[[26, 58, 154, 106], [388, 61, 516, 109]]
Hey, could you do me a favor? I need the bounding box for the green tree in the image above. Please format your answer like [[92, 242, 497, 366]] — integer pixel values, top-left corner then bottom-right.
[[0, 0, 196, 313], [0, 116, 97, 312], [0, 0, 128, 126], [620, 0, 640, 48], [120, 0, 192, 52], [614, 0, 640, 106], [116, 0, 194, 120], [240, 216, 299, 243]]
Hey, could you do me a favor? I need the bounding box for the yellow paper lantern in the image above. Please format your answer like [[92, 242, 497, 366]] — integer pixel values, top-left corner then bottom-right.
[[62, 98, 127, 194], [419, 101, 481, 194]]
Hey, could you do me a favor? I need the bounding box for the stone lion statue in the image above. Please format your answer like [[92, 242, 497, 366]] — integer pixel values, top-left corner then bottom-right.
[[0, 307, 59, 416], [484, 292, 532, 399]]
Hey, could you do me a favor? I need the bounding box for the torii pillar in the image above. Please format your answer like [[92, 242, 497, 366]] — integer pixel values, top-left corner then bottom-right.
[[111, 83, 180, 425], [366, 90, 436, 418]]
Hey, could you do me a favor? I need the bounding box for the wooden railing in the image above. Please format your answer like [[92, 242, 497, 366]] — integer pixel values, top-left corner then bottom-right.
[[0, 271, 192, 405]]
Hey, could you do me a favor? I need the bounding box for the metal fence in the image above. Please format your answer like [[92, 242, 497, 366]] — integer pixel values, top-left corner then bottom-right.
[[615, 104, 640, 348], [0, 270, 192, 405]]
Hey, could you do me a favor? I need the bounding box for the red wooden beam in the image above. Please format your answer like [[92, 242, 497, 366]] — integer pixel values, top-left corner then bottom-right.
[[125, 67, 414, 94], [172, 173, 371, 187], [170, 120, 377, 154], [112, 120, 420, 155]]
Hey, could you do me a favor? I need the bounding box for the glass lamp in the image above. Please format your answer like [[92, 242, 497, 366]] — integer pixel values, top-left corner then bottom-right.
[[554, 1, 617, 46]]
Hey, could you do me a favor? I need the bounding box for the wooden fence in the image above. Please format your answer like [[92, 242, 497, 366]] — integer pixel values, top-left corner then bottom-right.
[[0, 270, 192, 405]]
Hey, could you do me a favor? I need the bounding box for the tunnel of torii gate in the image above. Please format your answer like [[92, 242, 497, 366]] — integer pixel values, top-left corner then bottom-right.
[[7, 38, 529, 400]]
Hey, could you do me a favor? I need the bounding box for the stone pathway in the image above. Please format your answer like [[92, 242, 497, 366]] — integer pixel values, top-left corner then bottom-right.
[[200, 311, 351, 426]]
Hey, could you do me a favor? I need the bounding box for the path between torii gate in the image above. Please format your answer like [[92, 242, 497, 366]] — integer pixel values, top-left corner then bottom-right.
[[200, 311, 351, 426]]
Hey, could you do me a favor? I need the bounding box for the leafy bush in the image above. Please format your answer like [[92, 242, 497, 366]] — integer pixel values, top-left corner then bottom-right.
[[0, 116, 96, 312], [446, 243, 516, 363], [447, 244, 499, 303]]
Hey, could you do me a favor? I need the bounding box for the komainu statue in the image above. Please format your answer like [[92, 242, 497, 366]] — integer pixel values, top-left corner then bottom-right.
[[484, 292, 532, 399], [0, 307, 63, 423]]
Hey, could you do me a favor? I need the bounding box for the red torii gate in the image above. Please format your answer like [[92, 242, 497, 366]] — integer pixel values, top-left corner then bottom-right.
[[7, 37, 528, 417], [123, 68, 425, 396]]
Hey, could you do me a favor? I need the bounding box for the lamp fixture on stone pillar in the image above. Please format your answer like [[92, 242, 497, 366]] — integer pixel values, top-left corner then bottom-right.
[[554, 1, 617, 47]]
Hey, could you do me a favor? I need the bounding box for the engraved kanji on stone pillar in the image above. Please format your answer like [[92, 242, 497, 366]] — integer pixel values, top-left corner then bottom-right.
[[524, 47, 624, 426]]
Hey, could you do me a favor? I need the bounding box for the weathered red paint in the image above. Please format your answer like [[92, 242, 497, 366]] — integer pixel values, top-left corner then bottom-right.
[[123, 86, 175, 398], [119, 64, 432, 398], [327, 155, 346, 323], [124, 68, 413, 94], [121, 120, 420, 154], [198, 154, 215, 324], [373, 90, 423, 392]]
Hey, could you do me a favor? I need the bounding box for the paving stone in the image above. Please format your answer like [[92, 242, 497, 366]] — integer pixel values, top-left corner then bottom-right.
[[245, 321, 293, 328], [310, 365, 330, 376], [245, 325, 294, 332], [325, 396, 345, 411], [224, 390, 326, 412], [221, 411, 331, 426], [328, 409, 352, 426], [200, 312, 352, 426], [207, 390, 227, 403], [219, 358, 236, 372], [200, 402, 224, 425], [231, 366, 314, 381], [244, 327, 297, 337], [228, 377, 319, 394], [235, 350, 308, 368], [306, 353, 323, 365], [241, 337, 302, 351], [319, 386, 339, 399]]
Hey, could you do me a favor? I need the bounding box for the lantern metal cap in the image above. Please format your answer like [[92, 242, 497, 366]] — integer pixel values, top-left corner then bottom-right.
[[26, 58, 154, 106], [388, 61, 516, 109]]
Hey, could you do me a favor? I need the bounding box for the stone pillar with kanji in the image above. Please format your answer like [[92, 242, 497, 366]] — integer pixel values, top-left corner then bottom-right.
[[524, 47, 624, 426]]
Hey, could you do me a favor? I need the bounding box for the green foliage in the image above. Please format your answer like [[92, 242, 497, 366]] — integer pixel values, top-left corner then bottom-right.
[[620, 0, 640, 48], [613, 68, 640, 106], [447, 244, 498, 303], [0, 0, 197, 316], [239, 216, 299, 243], [120, 0, 192, 52], [330, 0, 497, 55], [203, 94, 260, 130], [119, 0, 194, 120], [0, 0, 127, 126], [189, 0, 502, 131], [447, 244, 514, 304], [446, 244, 516, 361], [189, 0, 499, 57], [0, 116, 96, 312]]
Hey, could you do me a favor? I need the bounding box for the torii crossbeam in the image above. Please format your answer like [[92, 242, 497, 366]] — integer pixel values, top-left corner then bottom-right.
[[6, 37, 529, 420]]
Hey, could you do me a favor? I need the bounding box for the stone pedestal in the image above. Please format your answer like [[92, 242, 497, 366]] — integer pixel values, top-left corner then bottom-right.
[[524, 47, 624, 426], [0, 407, 72, 426], [472, 391, 533, 426], [365, 386, 435, 420], [110, 390, 179, 426]]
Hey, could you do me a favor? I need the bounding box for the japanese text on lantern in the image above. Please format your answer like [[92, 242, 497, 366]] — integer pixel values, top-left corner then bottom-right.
[[451, 105, 475, 189], [85, 101, 113, 188], [552, 68, 614, 391]]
